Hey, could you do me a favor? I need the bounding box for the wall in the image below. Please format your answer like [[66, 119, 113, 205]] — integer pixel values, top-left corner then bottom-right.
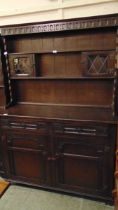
[[0, 0, 118, 25]]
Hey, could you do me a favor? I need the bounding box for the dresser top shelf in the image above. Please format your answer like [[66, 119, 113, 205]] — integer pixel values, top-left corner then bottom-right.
[[0, 104, 115, 124]]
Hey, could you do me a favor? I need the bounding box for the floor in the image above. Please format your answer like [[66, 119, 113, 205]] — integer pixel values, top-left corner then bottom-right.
[[0, 185, 114, 210]]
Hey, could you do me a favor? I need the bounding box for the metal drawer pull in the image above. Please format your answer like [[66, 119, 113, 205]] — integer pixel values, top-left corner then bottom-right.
[[8, 122, 45, 130], [82, 128, 96, 132], [25, 124, 37, 130], [64, 127, 96, 135], [9, 122, 24, 128]]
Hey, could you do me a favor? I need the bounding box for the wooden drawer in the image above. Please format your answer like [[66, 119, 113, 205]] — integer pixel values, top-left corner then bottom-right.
[[6, 133, 48, 150], [0, 117, 48, 134], [53, 122, 109, 137]]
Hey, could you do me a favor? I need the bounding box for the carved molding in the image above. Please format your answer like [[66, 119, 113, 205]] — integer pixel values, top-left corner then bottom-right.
[[1, 15, 118, 36]]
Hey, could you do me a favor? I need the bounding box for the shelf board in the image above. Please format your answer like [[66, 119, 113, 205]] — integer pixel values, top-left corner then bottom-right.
[[8, 50, 82, 55], [3, 103, 115, 123], [11, 76, 116, 80], [18, 102, 111, 109]]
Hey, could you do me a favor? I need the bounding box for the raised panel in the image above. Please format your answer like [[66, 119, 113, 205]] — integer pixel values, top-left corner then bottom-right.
[[7, 135, 47, 150], [57, 155, 102, 190], [9, 149, 47, 183], [54, 134, 114, 198], [2, 132, 49, 185]]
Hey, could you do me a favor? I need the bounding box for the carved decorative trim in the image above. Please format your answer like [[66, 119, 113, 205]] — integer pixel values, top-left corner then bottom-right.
[[1, 15, 118, 36], [114, 28, 118, 117], [2, 37, 13, 107], [116, 28, 118, 69], [112, 29, 118, 117]]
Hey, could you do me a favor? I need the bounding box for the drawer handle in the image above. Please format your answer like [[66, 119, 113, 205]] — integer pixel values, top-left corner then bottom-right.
[[8, 122, 46, 130], [25, 124, 37, 130], [9, 122, 24, 128], [64, 127, 96, 135]]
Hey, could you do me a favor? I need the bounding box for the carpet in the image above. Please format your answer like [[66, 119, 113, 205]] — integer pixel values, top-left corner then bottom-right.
[[0, 185, 114, 210]]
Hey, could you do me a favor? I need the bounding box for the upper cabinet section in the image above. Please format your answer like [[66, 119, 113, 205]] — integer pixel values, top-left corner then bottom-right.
[[5, 30, 116, 78], [0, 14, 118, 120], [1, 15, 117, 79]]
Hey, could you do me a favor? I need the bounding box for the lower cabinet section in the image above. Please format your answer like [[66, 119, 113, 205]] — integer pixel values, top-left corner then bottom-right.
[[0, 118, 116, 202], [1, 132, 51, 186], [54, 135, 114, 199]]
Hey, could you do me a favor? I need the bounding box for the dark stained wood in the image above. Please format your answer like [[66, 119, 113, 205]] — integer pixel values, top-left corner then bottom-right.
[[0, 88, 5, 106], [0, 14, 118, 204], [54, 132, 115, 197], [39, 52, 83, 77], [0, 104, 114, 123], [1, 131, 51, 185], [12, 79, 114, 106], [6, 30, 116, 53], [0, 38, 6, 176]]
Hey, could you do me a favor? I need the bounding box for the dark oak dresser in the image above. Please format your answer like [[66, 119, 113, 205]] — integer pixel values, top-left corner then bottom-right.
[[0, 14, 118, 206]]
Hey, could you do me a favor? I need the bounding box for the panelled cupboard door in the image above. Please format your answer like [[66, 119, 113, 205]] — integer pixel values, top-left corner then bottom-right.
[[1, 132, 50, 186], [53, 134, 115, 200]]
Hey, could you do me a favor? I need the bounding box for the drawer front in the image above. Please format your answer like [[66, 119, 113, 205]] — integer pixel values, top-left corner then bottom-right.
[[6, 133, 48, 150], [0, 117, 48, 133], [53, 122, 109, 137]]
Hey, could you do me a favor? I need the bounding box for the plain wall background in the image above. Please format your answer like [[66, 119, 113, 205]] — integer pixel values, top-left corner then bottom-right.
[[0, 0, 117, 25]]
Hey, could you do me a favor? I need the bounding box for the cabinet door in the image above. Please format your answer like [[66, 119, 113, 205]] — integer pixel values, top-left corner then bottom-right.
[[1, 131, 50, 186], [53, 129, 115, 200]]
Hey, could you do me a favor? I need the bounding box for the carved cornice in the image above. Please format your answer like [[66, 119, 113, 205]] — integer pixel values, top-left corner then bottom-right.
[[1, 15, 118, 36]]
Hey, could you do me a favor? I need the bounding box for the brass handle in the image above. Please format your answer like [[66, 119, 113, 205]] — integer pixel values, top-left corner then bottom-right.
[[47, 155, 59, 161]]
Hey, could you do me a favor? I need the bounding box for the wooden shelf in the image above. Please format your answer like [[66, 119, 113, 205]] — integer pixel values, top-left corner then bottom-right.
[[11, 76, 116, 80], [2, 104, 115, 123]]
